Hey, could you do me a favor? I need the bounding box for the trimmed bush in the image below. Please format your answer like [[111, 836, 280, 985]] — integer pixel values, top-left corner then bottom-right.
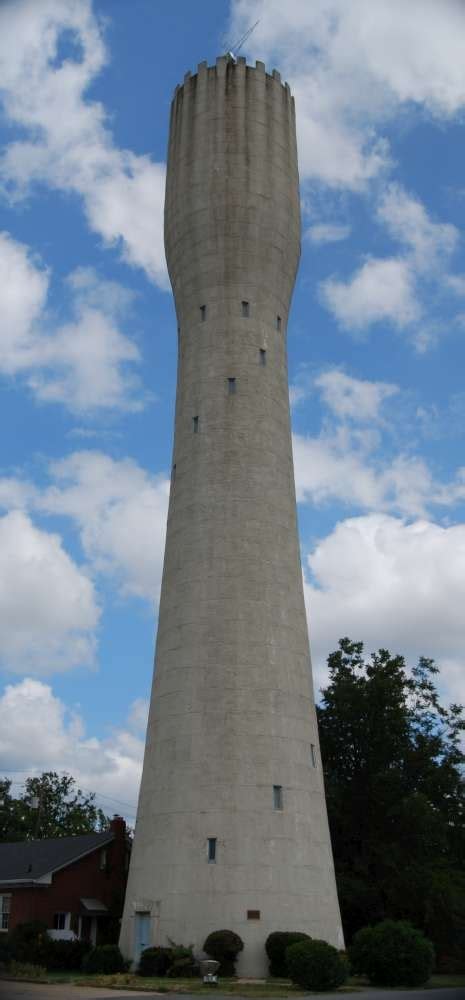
[[137, 943, 197, 979], [347, 924, 375, 975], [82, 943, 127, 974], [286, 938, 348, 991], [166, 944, 198, 978], [203, 929, 244, 976], [7, 921, 49, 966], [5, 922, 90, 972], [265, 931, 311, 978], [44, 938, 90, 971], [0, 936, 12, 966], [138, 946, 173, 977], [349, 920, 434, 987]]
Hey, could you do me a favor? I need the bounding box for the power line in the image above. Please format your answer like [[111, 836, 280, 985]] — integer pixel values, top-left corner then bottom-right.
[[1, 771, 138, 814]]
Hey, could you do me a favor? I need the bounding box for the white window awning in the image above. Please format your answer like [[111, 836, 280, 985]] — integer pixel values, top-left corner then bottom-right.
[[80, 898, 108, 914]]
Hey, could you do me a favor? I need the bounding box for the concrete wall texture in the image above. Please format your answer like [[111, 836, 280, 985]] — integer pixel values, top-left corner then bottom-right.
[[119, 56, 344, 976]]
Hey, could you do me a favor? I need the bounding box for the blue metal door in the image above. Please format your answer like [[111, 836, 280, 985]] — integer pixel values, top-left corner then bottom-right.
[[134, 911, 151, 962]]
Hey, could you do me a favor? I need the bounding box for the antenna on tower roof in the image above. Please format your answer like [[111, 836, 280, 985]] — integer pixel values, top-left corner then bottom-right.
[[223, 19, 260, 63]]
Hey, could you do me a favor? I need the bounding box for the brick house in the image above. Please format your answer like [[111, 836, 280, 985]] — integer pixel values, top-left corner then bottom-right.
[[0, 816, 129, 946]]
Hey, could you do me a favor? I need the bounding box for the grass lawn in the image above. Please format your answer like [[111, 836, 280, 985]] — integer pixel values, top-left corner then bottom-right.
[[29, 973, 307, 993], [2, 970, 465, 993], [428, 976, 465, 989]]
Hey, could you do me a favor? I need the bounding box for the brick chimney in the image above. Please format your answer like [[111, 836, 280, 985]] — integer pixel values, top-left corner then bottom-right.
[[109, 815, 126, 838]]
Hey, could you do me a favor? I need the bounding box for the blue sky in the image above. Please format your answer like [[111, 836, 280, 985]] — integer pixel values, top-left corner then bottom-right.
[[1, 0, 465, 821]]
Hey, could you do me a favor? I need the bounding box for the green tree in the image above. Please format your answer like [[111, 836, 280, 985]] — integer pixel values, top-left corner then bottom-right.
[[0, 778, 27, 841], [0, 772, 109, 840], [317, 639, 465, 967]]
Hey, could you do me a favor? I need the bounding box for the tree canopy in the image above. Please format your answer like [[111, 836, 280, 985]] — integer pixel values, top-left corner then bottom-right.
[[0, 771, 109, 841], [317, 638, 465, 969]]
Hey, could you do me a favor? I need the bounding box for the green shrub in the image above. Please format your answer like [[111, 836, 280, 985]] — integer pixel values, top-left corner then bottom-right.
[[265, 931, 311, 977], [137, 942, 197, 979], [286, 938, 348, 991], [166, 956, 194, 977], [6, 921, 91, 972], [0, 936, 12, 967], [203, 929, 244, 976], [8, 921, 49, 966], [349, 920, 435, 987], [167, 944, 198, 978], [138, 946, 172, 977], [44, 938, 90, 971], [82, 943, 127, 974], [8, 923, 90, 972], [347, 924, 375, 975]]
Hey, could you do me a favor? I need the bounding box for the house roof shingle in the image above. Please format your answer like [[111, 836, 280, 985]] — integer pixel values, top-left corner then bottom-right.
[[0, 830, 114, 883]]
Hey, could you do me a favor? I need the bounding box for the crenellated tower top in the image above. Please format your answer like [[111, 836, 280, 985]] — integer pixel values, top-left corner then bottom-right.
[[172, 55, 294, 98]]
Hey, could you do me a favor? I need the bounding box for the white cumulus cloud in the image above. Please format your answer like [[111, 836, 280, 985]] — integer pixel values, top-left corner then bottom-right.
[[292, 369, 465, 516], [0, 0, 167, 286], [0, 678, 144, 818], [378, 183, 459, 269], [0, 233, 143, 413], [293, 429, 439, 517], [0, 452, 170, 608], [319, 184, 460, 341], [304, 513, 465, 705], [230, 0, 465, 189], [320, 257, 420, 332], [0, 231, 49, 373], [314, 370, 399, 422], [305, 223, 351, 245], [39, 451, 170, 602], [0, 511, 99, 675]]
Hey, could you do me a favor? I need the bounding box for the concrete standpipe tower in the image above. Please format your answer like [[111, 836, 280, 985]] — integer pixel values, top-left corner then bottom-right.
[[119, 56, 344, 977]]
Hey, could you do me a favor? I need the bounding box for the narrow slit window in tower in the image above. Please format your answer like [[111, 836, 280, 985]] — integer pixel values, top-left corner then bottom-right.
[[200, 304, 206, 322], [311, 744, 317, 768], [277, 315, 282, 331], [259, 348, 266, 366], [247, 910, 261, 920], [172, 464, 176, 482], [193, 416, 199, 433], [242, 300, 250, 317], [207, 838, 217, 863], [273, 784, 283, 810], [228, 377, 236, 394]]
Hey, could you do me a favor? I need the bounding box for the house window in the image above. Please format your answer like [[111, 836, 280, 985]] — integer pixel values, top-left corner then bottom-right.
[[241, 300, 250, 317], [273, 785, 283, 810], [259, 349, 266, 366], [53, 912, 67, 931], [207, 837, 217, 863], [200, 305, 206, 321], [247, 910, 261, 920], [228, 377, 236, 394], [277, 315, 282, 331], [193, 415, 199, 433], [99, 848, 107, 870], [311, 744, 317, 768], [0, 895, 10, 932]]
